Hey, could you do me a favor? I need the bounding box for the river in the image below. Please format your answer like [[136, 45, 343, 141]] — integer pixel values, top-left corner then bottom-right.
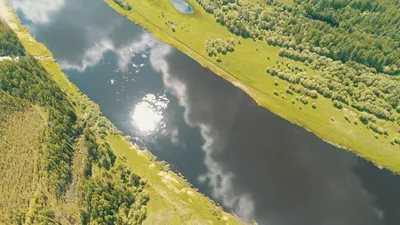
[[8, 0, 400, 224]]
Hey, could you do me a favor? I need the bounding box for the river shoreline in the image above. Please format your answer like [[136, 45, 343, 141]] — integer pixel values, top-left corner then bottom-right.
[[0, 1, 244, 223], [103, 0, 400, 174]]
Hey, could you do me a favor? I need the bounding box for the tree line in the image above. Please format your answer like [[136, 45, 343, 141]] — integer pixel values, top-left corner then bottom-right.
[[80, 128, 149, 225], [274, 47, 400, 121], [0, 21, 149, 224], [196, 0, 399, 74], [196, 0, 399, 137], [0, 56, 78, 196], [0, 20, 25, 57]]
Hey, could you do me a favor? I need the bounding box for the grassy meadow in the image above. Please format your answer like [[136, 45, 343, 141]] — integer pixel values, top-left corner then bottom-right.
[[0, 104, 45, 221]]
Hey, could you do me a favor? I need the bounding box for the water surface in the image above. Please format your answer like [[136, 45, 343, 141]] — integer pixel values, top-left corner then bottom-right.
[[170, 0, 194, 14], [9, 0, 400, 224]]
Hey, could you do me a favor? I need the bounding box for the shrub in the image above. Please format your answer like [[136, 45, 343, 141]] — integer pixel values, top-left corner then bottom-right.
[[205, 38, 235, 57], [291, 99, 295, 104], [383, 129, 389, 136], [307, 90, 318, 99], [300, 96, 308, 104], [394, 137, 400, 145], [333, 100, 343, 109], [221, 47, 227, 54], [274, 80, 279, 86], [359, 112, 376, 124], [369, 123, 384, 134], [286, 87, 294, 95], [290, 84, 303, 94], [273, 89, 279, 96], [312, 102, 316, 109], [113, 0, 132, 10]]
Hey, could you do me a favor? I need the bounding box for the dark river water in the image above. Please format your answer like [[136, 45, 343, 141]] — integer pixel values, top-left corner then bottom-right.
[[9, 0, 400, 224]]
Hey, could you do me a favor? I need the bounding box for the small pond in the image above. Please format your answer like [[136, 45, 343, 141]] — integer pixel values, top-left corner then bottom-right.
[[170, 0, 194, 14]]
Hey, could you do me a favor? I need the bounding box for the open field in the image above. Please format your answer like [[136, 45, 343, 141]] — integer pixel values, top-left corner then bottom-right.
[[0, 1, 243, 223], [104, 0, 400, 173], [0, 104, 45, 221]]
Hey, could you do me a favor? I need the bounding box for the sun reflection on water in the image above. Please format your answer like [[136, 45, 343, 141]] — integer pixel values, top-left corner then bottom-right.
[[131, 94, 168, 135]]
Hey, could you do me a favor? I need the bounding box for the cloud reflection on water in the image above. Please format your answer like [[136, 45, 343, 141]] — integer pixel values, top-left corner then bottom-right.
[[58, 34, 158, 73], [9, 0, 64, 24], [142, 34, 386, 225], [28, 13, 390, 223], [59, 39, 114, 72], [145, 35, 259, 221], [111, 35, 260, 220]]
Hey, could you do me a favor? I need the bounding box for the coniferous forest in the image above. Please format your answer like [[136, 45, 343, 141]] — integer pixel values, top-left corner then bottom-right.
[[0, 20, 148, 225]]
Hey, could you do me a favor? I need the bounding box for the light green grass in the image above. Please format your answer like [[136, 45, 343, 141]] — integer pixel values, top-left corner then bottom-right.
[[108, 136, 242, 224], [1, 2, 244, 223], [0, 105, 46, 219], [104, 0, 400, 173]]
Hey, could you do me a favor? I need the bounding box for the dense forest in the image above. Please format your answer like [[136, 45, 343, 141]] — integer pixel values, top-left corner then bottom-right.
[[297, 0, 399, 74], [197, 0, 400, 74], [0, 21, 25, 57], [197, 0, 400, 139], [0, 21, 148, 224]]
